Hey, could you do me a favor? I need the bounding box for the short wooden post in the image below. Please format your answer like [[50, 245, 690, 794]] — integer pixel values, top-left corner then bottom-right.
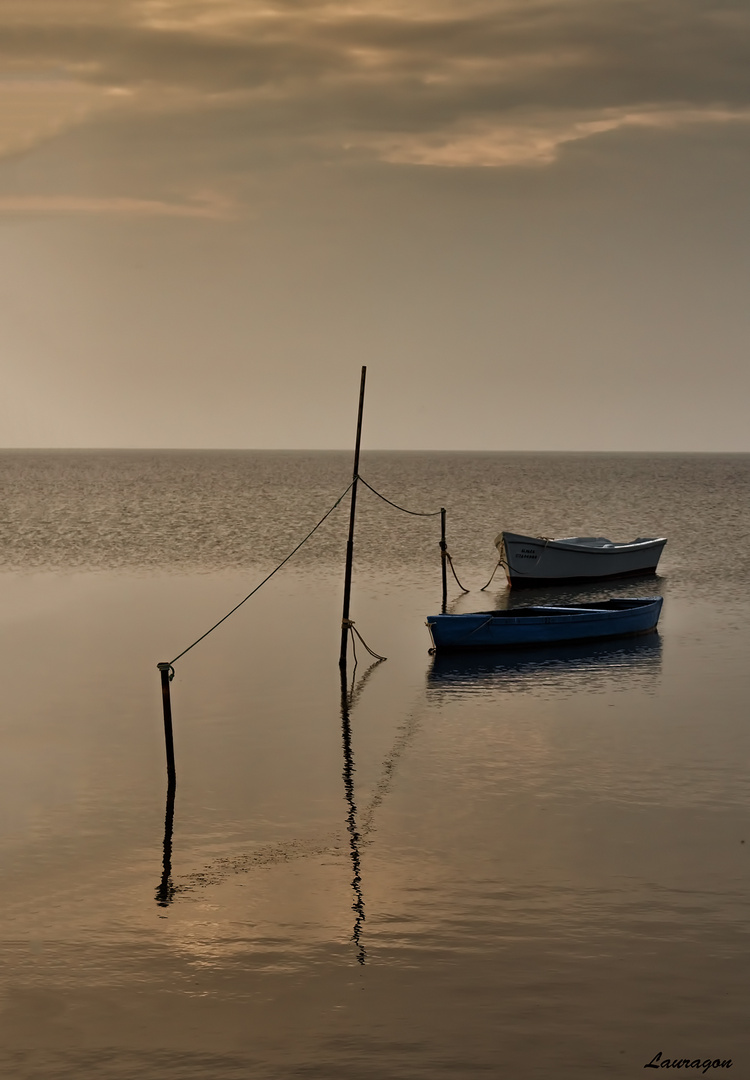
[[440, 508, 448, 613], [157, 662, 177, 788]]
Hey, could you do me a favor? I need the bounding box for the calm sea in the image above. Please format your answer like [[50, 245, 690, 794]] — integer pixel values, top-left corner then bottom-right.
[[0, 450, 748, 1079]]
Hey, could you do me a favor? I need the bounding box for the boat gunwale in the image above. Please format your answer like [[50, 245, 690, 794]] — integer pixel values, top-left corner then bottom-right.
[[498, 532, 667, 555], [426, 598, 662, 627]]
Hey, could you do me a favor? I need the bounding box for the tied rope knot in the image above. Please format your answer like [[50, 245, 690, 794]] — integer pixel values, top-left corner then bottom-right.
[[342, 618, 355, 629]]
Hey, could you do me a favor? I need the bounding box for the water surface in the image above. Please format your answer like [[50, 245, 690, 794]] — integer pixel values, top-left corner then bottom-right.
[[0, 451, 748, 1078]]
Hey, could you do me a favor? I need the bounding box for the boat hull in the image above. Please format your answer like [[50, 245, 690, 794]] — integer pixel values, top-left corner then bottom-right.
[[426, 597, 663, 652], [498, 531, 666, 588]]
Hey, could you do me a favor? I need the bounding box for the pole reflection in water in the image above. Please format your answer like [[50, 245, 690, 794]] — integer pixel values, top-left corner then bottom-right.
[[155, 780, 177, 908], [340, 660, 366, 964], [339, 654, 385, 965]]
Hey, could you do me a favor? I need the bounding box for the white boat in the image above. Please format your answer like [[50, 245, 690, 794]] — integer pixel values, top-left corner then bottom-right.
[[496, 531, 667, 588]]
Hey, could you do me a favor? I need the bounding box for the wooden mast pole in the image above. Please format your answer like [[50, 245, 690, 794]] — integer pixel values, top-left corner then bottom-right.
[[339, 366, 367, 667]]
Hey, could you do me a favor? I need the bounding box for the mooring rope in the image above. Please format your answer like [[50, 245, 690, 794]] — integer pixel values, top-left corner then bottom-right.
[[358, 474, 470, 591], [343, 618, 388, 662], [446, 551, 470, 592], [479, 559, 507, 591], [166, 473, 471, 669], [168, 480, 355, 666], [357, 475, 442, 517]]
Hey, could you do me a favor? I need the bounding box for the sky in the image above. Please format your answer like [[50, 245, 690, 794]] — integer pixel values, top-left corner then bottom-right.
[[1, 0, 749, 451]]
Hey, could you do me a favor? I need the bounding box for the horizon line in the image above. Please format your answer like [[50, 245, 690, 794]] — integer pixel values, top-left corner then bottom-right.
[[1, 447, 748, 455]]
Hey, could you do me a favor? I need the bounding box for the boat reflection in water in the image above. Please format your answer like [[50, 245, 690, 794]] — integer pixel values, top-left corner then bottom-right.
[[488, 574, 666, 609], [426, 631, 662, 698]]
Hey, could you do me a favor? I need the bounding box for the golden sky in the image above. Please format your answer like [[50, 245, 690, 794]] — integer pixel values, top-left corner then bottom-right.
[[1, 0, 749, 448]]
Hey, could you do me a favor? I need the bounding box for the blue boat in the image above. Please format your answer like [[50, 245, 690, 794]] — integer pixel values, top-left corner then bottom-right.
[[426, 597, 663, 652]]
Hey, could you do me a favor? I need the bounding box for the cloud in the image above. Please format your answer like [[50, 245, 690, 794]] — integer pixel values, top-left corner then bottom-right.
[[0, 75, 127, 159], [1, 0, 749, 171], [0, 192, 235, 218], [352, 104, 750, 167]]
